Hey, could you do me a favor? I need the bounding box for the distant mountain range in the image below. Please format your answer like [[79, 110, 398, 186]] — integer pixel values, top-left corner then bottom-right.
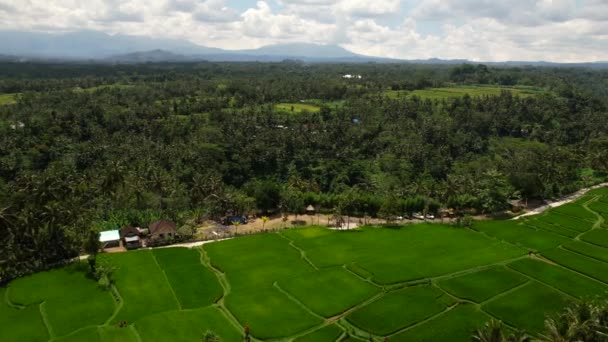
[[0, 30, 607, 67]]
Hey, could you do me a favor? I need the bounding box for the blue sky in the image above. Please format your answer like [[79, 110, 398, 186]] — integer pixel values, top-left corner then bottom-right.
[[0, 0, 606, 62]]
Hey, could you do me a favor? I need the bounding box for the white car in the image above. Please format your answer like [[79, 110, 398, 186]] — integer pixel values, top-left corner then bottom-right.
[[425, 214, 435, 220], [413, 213, 424, 220]]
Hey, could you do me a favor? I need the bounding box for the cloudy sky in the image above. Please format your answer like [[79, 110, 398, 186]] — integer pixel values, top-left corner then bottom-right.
[[0, 0, 607, 62]]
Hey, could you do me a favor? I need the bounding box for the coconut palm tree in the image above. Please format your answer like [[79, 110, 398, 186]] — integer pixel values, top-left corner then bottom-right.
[[472, 319, 530, 342]]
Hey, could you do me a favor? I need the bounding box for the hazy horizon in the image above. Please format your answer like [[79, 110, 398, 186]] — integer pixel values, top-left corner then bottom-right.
[[0, 1, 607, 63]]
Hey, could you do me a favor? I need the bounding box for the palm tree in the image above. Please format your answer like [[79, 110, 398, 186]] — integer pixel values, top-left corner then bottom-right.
[[261, 216, 269, 230], [472, 320, 530, 342]]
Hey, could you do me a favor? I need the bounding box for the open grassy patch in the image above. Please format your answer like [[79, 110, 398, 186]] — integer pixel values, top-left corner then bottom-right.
[[204, 233, 315, 291], [542, 248, 608, 284], [386, 85, 545, 100], [135, 306, 241, 342], [508, 258, 607, 299], [524, 218, 579, 238], [274, 103, 321, 113], [483, 282, 572, 333], [473, 220, 568, 252], [347, 285, 456, 335], [279, 267, 379, 317], [8, 264, 115, 337], [225, 287, 323, 340], [438, 266, 527, 303], [563, 240, 608, 264], [580, 229, 608, 248], [294, 324, 343, 342], [391, 304, 489, 342], [551, 204, 597, 222], [152, 248, 222, 309], [100, 250, 179, 324], [0, 288, 48, 342], [0, 93, 18, 105], [286, 224, 524, 284]]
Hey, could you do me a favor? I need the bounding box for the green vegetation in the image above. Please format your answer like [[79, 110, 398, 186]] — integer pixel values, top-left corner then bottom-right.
[[135, 307, 241, 342], [100, 251, 179, 324], [563, 240, 608, 263], [391, 304, 490, 341], [385, 85, 545, 100], [542, 248, 608, 284], [279, 267, 379, 317], [438, 267, 526, 303], [152, 248, 222, 309], [0, 93, 17, 105], [580, 228, 608, 248], [226, 287, 323, 339], [274, 102, 321, 113], [8, 265, 115, 337], [293, 324, 343, 342], [472, 220, 568, 252], [0, 288, 48, 342], [508, 258, 607, 299], [347, 285, 455, 335], [483, 282, 571, 333]]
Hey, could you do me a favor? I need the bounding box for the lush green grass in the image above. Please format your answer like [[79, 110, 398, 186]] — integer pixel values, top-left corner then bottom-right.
[[523, 218, 579, 238], [152, 248, 222, 309], [274, 103, 321, 113], [0, 93, 17, 105], [56, 326, 139, 342], [508, 258, 607, 299], [294, 324, 343, 342], [8, 264, 115, 337], [204, 233, 315, 290], [563, 240, 608, 263], [225, 287, 323, 339], [542, 248, 608, 284], [279, 267, 379, 317], [385, 85, 545, 100], [580, 229, 608, 248], [536, 213, 593, 232], [100, 250, 179, 324], [438, 266, 526, 303], [391, 304, 490, 342], [551, 204, 597, 222], [473, 220, 569, 252], [135, 306, 241, 342], [483, 282, 571, 333], [347, 285, 455, 335], [284, 225, 524, 284], [0, 288, 49, 342]]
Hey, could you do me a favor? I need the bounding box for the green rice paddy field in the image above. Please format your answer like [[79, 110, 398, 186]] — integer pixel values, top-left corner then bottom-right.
[[3, 188, 608, 341], [385, 85, 546, 100]]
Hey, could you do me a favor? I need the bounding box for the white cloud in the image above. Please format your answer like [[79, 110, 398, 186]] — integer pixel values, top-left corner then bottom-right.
[[0, 0, 607, 62]]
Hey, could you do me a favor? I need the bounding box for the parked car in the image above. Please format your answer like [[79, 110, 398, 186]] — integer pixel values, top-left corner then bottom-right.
[[425, 214, 435, 220], [413, 213, 424, 220], [223, 216, 248, 225]]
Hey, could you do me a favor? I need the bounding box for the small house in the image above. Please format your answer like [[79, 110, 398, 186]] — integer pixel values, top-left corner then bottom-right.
[[148, 220, 177, 240], [306, 205, 316, 214]]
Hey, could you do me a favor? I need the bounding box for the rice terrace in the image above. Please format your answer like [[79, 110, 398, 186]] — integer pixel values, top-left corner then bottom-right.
[[2, 188, 608, 341]]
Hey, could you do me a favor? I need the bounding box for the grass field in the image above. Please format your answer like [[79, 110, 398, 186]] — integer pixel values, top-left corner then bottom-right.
[[274, 102, 321, 113], [508, 258, 607, 299], [438, 267, 526, 303], [5, 189, 608, 341], [0, 93, 18, 105], [152, 248, 222, 309], [293, 324, 343, 342], [483, 282, 571, 333], [385, 85, 546, 100], [347, 285, 455, 335], [279, 267, 379, 317], [391, 304, 490, 341]]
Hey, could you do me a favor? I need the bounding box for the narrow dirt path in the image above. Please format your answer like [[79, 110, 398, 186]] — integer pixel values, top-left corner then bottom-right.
[[513, 182, 608, 220]]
